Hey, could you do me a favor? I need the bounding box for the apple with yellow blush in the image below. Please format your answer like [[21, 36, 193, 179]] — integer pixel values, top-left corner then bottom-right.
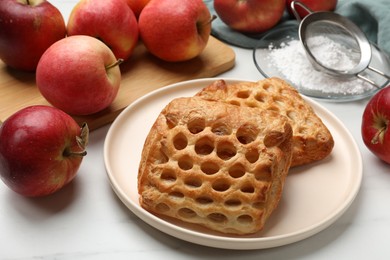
[[36, 35, 122, 116], [67, 0, 139, 61], [138, 0, 213, 62]]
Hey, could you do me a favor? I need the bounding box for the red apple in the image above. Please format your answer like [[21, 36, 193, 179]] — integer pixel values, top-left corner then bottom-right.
[[125, 0, 151, 18], [287, 0, 338, 19], [0, 105, 89, 197], [138, 0, 213, 62], [213, 0, 285, 34], [36, 35, 122, 116], [67, 0, 139, 61], [361, 86, 390, 164], [0, 0, 66, 71]]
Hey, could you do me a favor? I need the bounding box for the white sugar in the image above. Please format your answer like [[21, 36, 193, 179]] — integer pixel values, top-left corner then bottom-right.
[[307, 35, 358, 71], [267, 36, 374, 95]]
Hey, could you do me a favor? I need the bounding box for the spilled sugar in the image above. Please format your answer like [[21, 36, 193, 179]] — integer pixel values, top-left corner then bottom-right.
[[267, 36, 374, 95]]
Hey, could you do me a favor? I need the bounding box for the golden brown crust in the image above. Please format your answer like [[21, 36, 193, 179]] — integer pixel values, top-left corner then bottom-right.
[[195, 78, 334, 167], [138, 97, 293, 235]]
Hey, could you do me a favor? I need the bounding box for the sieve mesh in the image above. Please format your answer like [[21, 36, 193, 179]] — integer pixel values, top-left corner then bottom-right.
[[305, 21, 362, 72]]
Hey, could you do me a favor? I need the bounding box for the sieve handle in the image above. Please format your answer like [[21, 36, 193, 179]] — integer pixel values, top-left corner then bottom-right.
[[356, 66, 390, 89], [367, 66, 390, 80], [290, 1, 315, 22], [356, 74, 380, 89]]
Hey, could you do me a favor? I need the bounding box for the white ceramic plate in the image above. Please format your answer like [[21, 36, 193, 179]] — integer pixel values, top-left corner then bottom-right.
[[104, 78, 362, 250]]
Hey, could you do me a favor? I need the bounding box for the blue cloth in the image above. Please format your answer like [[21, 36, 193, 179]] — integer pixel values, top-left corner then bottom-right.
[[205, 0, 390, 55]]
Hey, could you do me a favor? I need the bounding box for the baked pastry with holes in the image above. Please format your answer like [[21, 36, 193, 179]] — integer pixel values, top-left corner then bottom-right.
[[138, 97, 293, 235], [196, 78, 334, 167]]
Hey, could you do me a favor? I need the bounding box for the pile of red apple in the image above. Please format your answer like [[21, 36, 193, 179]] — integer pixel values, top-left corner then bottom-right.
[[0, 0, 213, 197], [0, 0, 214, 115]]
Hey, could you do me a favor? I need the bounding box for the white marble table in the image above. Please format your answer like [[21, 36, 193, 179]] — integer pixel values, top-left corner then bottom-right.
[[2, 1, 390, 259]]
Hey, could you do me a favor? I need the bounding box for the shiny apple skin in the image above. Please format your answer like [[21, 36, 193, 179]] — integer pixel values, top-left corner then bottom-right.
[[138, 0, 212, 62], [67, 0, 139, 61], [0, 106, 85, 197], [286, 0, 338, 18], [214, 0, 285, 34], [0, 0, 66, 71], [361, 86, 390, 164], [36, 35, 121, 116]]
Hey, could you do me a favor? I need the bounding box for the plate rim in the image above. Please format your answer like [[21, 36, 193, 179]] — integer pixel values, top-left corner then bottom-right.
[[104, 78, 363, 250]]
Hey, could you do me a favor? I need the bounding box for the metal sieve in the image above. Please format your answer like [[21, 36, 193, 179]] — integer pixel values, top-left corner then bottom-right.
[[290, 1, 390, 88]]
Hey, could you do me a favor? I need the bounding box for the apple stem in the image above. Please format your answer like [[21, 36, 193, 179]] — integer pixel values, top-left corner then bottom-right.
[[372, 125, 387, 145], [106, 59, 124, 70], [64, 123, 89, 157], [65, 149, 87, 157], [202, 15, 217, 26], [26, 0, 30, 5], [209, 15, 217, 24], [197, 15, 217, 35]]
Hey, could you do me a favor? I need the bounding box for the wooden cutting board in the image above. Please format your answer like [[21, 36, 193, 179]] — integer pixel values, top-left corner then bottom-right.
[[0, 36, 235, 130]]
